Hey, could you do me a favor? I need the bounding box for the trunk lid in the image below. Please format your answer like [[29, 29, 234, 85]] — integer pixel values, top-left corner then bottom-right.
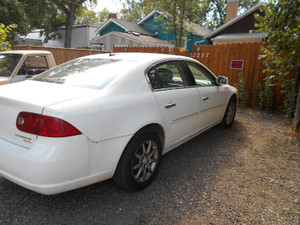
[[0, 81, 95, 148]]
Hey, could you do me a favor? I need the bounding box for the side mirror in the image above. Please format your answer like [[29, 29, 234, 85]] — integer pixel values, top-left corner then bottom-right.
[[217, 76, 228, 85]]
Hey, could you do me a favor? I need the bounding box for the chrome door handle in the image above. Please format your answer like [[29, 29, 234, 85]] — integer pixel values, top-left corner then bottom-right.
[[202, 96, 209, 101], [165, 102, 176, 108]]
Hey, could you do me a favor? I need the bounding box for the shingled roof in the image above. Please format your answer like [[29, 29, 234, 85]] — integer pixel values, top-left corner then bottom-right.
[[96, 18, 154, 36], [204, 2, 266, 39], [91, 31, 174, 47], [186, 23, 211, 36]]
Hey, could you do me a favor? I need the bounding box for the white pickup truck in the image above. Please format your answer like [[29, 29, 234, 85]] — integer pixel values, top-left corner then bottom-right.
[[0, 50, 56, 85]]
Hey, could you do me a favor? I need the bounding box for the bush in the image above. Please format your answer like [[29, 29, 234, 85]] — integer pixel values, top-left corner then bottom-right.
[[0, 23, 17, 51], [234, 72, 248, 108], [256, 76, 275, 112]]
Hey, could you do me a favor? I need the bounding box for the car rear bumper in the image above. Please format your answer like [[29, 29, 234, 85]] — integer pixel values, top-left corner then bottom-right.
[[0, 135, 112, 195]]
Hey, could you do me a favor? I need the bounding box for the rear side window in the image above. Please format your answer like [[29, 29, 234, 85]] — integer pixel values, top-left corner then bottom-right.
[[17, 56, 49, 75], [186, 61, 217, 86], [147, 61, 189, 89]]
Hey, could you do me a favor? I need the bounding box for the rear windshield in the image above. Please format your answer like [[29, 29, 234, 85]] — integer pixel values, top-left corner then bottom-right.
[[33, 58, 136, 90], [0, 54, 22, 77]]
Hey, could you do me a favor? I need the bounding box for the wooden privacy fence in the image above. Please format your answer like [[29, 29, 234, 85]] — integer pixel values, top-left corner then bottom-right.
[[12, 45, 108, 65], [115, 43, 269, 107], [114, 46, 189, 56], [192, 42, 268, 108], [12, 43, 287, 108]]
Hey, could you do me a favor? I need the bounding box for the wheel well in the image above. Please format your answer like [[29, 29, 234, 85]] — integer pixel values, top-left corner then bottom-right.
[[113, 123, 165, 177], [230, 94, 238, 105], [135, 124, 165, 149]]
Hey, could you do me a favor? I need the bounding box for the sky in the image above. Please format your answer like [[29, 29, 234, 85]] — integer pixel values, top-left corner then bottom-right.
[[93, 0, 126, 12]]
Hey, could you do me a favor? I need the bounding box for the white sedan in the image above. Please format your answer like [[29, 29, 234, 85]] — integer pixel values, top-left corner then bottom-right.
[[0, 53, 237, 195]]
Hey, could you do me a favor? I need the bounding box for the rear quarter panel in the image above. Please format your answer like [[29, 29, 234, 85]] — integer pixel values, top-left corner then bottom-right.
[[42, 64, 165, 176], [43, 65, 163, 142]]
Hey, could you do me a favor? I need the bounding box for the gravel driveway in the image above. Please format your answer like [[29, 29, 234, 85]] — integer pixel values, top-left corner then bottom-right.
[[0, 109, 299, 225]]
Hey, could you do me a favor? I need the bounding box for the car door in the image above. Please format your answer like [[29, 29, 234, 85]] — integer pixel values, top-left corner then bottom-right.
[[185, 61, 226, 128], [147, 60, 201, 149]]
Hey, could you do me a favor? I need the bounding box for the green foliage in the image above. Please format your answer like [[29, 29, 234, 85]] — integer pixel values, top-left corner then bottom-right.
[[17, 0, 97, 47], [20, 0, 65, 31], [0, 0, 29, 43], [120, 0, 145, 23], [255, 76, 275, 112], [97, 8, 111, 22], [195, 0, 260, 29], [120, 0, 200, 47], [119, 0, 261, 45], [234, 73, 248, 108], [255, 0, 300, 78], [281, 79, 297, 118], [75, 8, 98, 24], [255, 0, 300, 117], [156, 0, 200, 47], [0, 24, 17, 51]]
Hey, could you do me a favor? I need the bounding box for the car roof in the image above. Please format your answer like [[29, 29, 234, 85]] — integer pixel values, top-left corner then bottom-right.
[[0, 50, 52, 55], [82, 52, 193, 64]]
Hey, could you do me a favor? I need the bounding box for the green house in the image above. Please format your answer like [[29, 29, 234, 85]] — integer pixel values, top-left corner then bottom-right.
[[95, 11, 211, 54], [137, 11, 211, 53]]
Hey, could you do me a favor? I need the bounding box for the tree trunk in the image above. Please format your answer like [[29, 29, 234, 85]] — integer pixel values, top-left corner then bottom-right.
[[212, 0, 224, 25], [294, 65, 300, 141], [64, 4, 76, 48], [178, 0, 186, 48], [172, 0, 178, 47]]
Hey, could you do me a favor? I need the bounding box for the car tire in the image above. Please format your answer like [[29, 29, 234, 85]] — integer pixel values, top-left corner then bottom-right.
[[113, 130, 162, 191], [220, 98, 236, 128]]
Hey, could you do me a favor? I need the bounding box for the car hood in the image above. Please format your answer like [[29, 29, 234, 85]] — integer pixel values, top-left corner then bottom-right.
[[0, 76, 11, 85], [0, 80, 99, 148]]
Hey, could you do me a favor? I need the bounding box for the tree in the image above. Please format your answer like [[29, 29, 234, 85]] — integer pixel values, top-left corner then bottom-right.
[[255, 0, 300, 137], [119, 0, 260, 47], [122, 0, 200, 47], [22, 0, 97, 48], [156, 0, 200, 47], [0, 24, 17, 51], [20, 0, 65, 42], [48, 0, 97, 48], [97, 8, 110, 22], [119, 0, 157, 23], [196, 0, 260, 29], [0, 0, 29, 43], [75, 8, 99, 24], [120, 0, 144, 22]]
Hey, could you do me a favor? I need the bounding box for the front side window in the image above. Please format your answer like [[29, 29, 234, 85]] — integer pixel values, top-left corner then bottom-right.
[[186, 61, 216, 86], [147, 61, 189, 90]]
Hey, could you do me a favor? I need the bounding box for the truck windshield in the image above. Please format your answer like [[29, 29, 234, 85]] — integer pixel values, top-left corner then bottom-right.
[[0, 54, 22, 77]]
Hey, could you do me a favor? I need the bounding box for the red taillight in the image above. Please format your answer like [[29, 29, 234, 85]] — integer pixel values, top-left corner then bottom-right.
[[17, 112, 82, 137]]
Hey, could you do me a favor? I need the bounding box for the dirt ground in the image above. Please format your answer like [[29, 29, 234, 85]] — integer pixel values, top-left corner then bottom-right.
[[174, 109, 299, 225], [0, 109, 299, 225]]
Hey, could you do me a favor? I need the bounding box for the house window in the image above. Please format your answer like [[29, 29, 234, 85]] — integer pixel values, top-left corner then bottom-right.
[[154, 12, 158, 19], [99, 44, 104, 51]]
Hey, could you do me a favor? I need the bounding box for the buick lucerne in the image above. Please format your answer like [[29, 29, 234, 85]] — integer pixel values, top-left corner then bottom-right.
[[0, 53, 237, 195]]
